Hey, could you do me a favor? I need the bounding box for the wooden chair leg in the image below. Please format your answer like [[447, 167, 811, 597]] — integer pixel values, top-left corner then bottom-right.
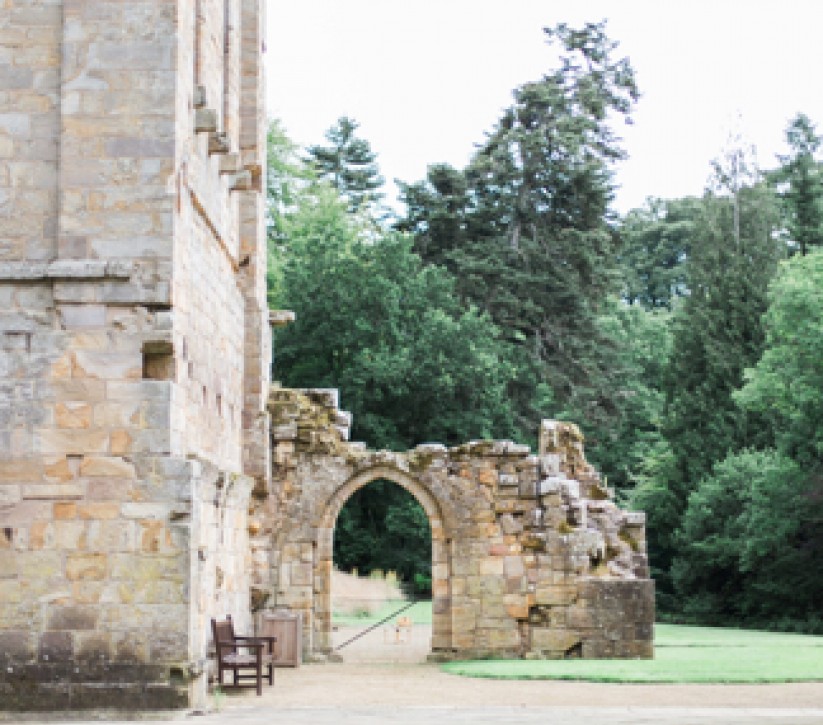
[[256, 656, 262, 696]]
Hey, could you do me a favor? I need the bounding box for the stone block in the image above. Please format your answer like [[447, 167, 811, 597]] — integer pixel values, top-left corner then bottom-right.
[[66, 553, 107, 581], [121, 503, 169, 520], [503, 555, 524, 578], [46, 605, 97, 631], [479, 557, 504, 577], [38, 631, 73, 661], [109, 429, 132, 455], [0, 631, 34, 664], [37, 428, 109, 455], [504, 595, 529, 619], [476, 468, 497, 486], [488, 628, 521, 649], [499, 513, 523, 536], [77, 502, 120, 520], [537, 476, 563, 496], [44, 458, 76, 483], [75, 633, 111, 662], [535, 585, 578, 607], [21, 482, 84, 500], [531, 627, 581, 653], [79, 456, 136, 478], [59, 304, 106, 329], [0, 459, 42, 483]]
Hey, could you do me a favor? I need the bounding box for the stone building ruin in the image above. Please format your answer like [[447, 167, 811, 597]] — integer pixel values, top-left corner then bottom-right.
[[258, 388, 653, 662], [0, 0, 652, 713], [1, 0, 270, 710]]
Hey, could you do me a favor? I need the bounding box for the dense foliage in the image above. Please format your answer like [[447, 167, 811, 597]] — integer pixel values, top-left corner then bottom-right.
[[333, 479, 432, 595], [268, 23, 823, 628], [399, 23, 637, 422]]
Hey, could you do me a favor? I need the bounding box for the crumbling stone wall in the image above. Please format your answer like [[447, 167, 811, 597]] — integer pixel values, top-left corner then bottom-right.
[[0, 0, 269, 711], [263, 388, 654, 660]]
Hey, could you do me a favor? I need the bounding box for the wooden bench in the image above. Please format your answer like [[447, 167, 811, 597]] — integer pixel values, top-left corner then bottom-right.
[[211, 615, 276, 695]]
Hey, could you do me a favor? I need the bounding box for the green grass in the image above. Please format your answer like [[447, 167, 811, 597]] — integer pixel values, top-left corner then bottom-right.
[[442, 624, 823, 683], [333, 599, 433, 628]]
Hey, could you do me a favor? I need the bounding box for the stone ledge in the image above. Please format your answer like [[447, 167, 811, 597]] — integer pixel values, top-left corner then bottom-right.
[[0, 261, 135, 282]]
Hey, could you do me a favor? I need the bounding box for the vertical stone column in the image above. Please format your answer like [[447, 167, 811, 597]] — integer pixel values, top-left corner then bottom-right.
[[238, 0, 271, 494]]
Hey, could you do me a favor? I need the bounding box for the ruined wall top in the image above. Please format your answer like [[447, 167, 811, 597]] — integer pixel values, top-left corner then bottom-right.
[[269, 386, 618, 504]]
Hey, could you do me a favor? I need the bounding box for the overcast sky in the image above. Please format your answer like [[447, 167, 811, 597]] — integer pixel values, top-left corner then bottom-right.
[[266, 1, 823, 214]]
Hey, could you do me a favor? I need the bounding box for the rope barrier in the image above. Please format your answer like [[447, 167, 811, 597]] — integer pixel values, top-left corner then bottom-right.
[[334, 599, 419, 651]]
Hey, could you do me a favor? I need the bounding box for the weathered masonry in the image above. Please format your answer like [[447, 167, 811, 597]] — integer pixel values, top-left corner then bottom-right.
[[0, 0, 270, 710], [1, 0, 653, 714], [260, 388, 654, 661]]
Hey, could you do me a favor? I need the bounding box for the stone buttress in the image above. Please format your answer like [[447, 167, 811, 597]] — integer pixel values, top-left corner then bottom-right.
[[0, 0, 270, 710]]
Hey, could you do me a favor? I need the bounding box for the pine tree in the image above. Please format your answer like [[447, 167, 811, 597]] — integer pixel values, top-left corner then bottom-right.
[[644, 158, 783, 608], [397, 22, 638, 431], [306, 116, 385, 213], [772, 113, 823, 255]]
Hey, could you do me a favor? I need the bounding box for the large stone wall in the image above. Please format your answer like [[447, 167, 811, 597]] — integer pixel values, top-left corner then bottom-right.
[[0, 0, 269, 711], [262, 388, 654, 661]]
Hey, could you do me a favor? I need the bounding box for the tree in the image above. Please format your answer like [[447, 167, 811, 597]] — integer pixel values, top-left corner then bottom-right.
[[619, 197, 701, 309], [771, 113, 823, 256], [663, 158, 781, 498], [586, 299, 672, 494], [397, 21, 638, 446], [670, 450, 807, 626], [306, 116, 385, 214], [650, 159, 782, 610], [396, 163, 470, 266], [736, 249, 823, 467], [266, 119, 314, 306], [670, 250, 823, 632], [271, 183, 521, 451]]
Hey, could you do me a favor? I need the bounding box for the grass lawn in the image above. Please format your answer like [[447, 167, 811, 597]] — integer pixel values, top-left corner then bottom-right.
[[442, 624, 823, 683], [333, 599, 433, 628]]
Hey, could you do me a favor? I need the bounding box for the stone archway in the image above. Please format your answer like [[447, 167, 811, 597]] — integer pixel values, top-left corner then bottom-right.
[[254, 387, 655, 662], [314, 466, 452, 656]]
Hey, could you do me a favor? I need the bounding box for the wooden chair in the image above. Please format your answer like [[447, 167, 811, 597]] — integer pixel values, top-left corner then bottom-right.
[[211, 615, 276, 695]]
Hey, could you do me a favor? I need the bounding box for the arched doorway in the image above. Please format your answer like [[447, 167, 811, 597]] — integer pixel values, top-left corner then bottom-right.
[[314, 466, 452, 658]]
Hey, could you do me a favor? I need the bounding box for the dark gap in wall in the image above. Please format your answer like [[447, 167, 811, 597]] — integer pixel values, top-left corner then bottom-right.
[[143, 352, 175, 380]]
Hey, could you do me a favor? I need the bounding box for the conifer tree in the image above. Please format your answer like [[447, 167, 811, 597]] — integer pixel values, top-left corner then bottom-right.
[[641, 155, 783, 606], [306, 116, 385, 213], [398, 22, 638, 433], [772, 113, 823, 255]]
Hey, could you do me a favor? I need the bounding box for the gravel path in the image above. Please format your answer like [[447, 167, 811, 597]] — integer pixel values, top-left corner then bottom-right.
[[221, 624, 823, 722], [12, 625, 823, 724]]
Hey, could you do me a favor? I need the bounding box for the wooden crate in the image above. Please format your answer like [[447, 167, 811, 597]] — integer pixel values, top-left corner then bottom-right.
[[258, 610, 303, 667]]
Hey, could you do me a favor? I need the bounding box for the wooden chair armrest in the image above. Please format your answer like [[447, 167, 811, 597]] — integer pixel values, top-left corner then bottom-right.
[[235, 635, 277, 642], [234, 641, 264, 651], [235, 635, 276, 653]]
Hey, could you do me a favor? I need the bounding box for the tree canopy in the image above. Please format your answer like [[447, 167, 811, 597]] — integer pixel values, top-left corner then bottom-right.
[[267, 27, 823, 630]]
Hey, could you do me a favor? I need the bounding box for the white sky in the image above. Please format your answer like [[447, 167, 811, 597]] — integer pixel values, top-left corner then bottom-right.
[[266, 0, 823, 214]]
